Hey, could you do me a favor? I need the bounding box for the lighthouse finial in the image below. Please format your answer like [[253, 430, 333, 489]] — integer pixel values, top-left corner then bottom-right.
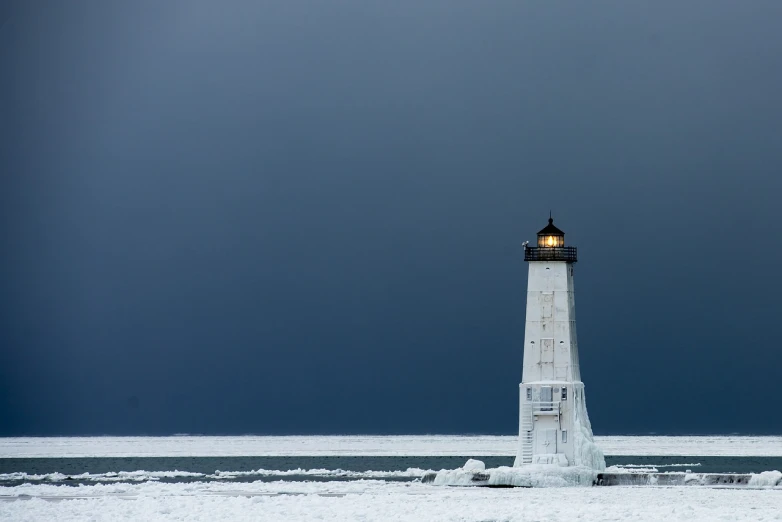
[[549, 211, 553, 224]]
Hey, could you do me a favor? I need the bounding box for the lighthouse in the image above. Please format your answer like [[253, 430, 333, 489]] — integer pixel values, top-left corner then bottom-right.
[[514, 217, 605, 470]]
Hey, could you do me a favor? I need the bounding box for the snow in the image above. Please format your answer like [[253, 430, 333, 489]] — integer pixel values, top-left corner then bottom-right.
[[0, 470, 205, 483], [598, 435, 782, 457], [0, 468, 430, 483], [605, 463, 702, 474], [2, 480, 781, 522], [3, 435, 781, 458]]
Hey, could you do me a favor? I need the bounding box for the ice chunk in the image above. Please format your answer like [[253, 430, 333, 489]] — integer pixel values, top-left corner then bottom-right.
[[461, 459, 485, 471], [748, 470, 782, 487], [570, 388, 606, 471]]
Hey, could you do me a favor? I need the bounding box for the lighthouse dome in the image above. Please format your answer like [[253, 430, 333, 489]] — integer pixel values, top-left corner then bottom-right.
[[537, 217, 565, 248]]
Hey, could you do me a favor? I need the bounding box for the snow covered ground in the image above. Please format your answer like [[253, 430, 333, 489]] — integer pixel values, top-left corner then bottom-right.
[[2, 435, 781, 458], [2, 437, 781, 521], [2, 479, 781, 522]]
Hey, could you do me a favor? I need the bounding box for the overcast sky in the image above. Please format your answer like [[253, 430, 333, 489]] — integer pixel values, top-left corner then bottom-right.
[[2, 1, 782, 436]]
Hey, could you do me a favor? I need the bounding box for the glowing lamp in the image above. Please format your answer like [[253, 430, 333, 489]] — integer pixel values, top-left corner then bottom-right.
[[537, 217, 565, 248]]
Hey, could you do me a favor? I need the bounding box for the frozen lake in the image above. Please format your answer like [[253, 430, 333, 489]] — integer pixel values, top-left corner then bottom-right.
[[2, 434, 782, 458], [1, 436, 780, 521], [2, 479, 781, 522]]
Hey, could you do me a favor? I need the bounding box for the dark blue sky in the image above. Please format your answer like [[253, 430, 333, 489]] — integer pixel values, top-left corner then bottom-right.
[[2, 1, 782, 436]]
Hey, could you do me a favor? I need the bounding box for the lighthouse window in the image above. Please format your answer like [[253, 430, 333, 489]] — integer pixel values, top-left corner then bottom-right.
[[526, 388, 532, 401], [561, 388, 568, 401], [540, 386, 553, 409], [538, 234, 564, 248], [562, 430, 568, 443]]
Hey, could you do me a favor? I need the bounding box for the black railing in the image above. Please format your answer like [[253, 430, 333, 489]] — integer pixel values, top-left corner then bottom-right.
[[524, 246, 578, 263]]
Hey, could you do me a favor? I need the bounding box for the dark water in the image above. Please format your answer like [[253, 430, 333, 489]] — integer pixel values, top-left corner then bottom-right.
[[2, 456, 781, 487]]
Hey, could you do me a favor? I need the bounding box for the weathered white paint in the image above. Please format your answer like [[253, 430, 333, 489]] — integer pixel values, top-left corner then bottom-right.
[[514, 257, 605, 470]]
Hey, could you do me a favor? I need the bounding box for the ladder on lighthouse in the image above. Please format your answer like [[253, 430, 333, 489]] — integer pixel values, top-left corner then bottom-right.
[[519, 402, 534, 464]]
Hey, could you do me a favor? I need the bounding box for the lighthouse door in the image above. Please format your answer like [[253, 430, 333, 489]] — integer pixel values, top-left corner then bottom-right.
[[536, 428, 558, 455]]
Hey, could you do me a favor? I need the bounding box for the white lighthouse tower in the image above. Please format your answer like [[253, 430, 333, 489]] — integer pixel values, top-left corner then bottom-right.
[[514, 217, 605, 470]]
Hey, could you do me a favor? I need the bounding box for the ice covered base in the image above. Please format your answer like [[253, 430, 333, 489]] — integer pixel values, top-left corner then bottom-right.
[[422, 460, 782, 488], [422, 459, 597, 488], [597, 469, 782, 487]]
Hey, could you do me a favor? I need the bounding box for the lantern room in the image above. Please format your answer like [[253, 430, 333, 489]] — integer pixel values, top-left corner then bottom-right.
[[537, 217, 565, 248], [524, 216, 577, 263]]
